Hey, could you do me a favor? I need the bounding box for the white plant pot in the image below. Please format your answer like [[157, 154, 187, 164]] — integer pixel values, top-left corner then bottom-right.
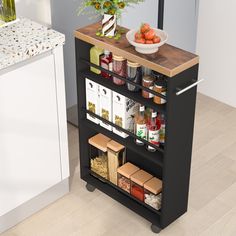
[[102, 14, 117, 37]]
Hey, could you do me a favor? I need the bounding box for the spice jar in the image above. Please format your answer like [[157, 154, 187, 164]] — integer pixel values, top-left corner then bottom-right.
[[107, 140, 126, 185], [153, 73, 167, 104], [142, 75, 155, 99], [130, 170, 153, 202], [100, 50, 112, 79], [117, 162, 140, 193], [127, 61, 142, 92], [88, 133, 111, 180], [112, 55, 126, 85], [144, 177, 162, 210]]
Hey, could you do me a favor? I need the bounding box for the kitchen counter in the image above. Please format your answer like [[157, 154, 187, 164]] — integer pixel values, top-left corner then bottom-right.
[[0, 18, 65, 70]]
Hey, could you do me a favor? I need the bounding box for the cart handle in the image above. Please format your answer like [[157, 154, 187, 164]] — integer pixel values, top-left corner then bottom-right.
[[176, 79, 204, 96]]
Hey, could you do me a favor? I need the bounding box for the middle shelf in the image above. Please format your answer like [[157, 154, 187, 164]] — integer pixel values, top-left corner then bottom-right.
[[80, 118, 164, 167]]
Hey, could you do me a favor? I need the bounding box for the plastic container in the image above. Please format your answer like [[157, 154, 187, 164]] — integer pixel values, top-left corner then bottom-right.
[[107, 140, 126, 185], [130, 170, 153, 202], [117, 162, 140, 193], [88, 133, 111, 180], [144, 177, 162, 210], [112, 55, 126, 85]]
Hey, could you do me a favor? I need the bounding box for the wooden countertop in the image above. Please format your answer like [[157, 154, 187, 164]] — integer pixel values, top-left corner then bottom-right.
[[74, 22, 199, 77]]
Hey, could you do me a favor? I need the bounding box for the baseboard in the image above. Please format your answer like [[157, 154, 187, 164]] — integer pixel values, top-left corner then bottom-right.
[[0, 178, 69, 234]]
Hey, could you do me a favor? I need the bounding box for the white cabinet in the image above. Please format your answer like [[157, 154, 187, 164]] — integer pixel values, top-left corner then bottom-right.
[[0, 50, 69, 217]]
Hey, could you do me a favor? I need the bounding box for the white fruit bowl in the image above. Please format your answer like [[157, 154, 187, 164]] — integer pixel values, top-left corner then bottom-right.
[[126, 28, 168, 54]]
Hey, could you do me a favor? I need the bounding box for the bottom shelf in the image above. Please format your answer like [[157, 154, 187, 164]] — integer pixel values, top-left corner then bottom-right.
[[82, 171, 162, 227]]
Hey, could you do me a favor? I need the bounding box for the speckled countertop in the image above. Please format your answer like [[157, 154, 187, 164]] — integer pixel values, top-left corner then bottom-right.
[[0, 18, 65, 70]]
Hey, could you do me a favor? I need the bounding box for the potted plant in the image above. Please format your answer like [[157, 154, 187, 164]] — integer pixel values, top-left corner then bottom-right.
[[78, 0, 144, 37]]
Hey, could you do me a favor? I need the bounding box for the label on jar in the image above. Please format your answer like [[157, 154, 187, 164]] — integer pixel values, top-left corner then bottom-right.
[[136, 124, 147, 144], [149, 86, 154, 98]]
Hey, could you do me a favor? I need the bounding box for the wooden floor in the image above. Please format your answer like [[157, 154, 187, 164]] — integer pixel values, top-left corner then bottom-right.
[[2, 93, 236, 236]]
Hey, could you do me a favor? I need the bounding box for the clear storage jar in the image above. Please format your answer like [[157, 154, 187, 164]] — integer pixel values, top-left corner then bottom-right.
[[130, 170, 153, 202], [112, 55, 126, 85], [107, 140, 126, 185], [117, 162, 140, 193], [144, 177, 162, 210], [88, 133, 111, 180], [127, 61, 142, 92]]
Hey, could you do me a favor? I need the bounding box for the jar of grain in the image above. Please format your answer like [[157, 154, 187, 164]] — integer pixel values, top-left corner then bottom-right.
[[117, 162, 140, 193], [88, 133, 111, 180], [144, 177, 162, 210], [112, 55, 127, 85]]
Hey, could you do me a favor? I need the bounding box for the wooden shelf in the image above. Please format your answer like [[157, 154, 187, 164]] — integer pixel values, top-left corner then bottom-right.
[[80, 70, 166, 114], [74, 22, 199, 77], [80, 119, 164, 168]]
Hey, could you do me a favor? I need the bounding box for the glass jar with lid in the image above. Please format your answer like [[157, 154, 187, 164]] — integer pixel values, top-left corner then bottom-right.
[[142, 75, 155, 99], [127, 61, 142, 92], [117, 162, 140, 193], [88, 133, 111, 180], [144, 177, 162, 210], [107, 140, 126, 185], [152, 72, 167, 104], [130, 170, 153, 202], [112, 55, 127, 85]]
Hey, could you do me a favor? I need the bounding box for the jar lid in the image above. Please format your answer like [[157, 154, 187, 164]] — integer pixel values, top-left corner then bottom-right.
[[117, 162, 140, 178], [113, 55, 126, 61], [130, 170, 153, 186], [88, 133, 111, 152], [154, 79, 166, 87], [107, 140, 125, 152], [144, 177, 162, 194], [127, 60, 141, 68], [143, 75, 155, 83]]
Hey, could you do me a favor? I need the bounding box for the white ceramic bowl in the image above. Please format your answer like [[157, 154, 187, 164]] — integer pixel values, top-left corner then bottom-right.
[[126, 28, 168, 54]]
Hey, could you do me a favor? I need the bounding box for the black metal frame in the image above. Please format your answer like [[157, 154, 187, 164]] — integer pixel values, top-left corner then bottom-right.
[[75, 37, 198, 232], [158, 0, 165, 29]]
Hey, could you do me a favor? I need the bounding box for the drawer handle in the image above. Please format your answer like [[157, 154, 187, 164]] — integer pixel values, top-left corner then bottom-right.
[[176, 79, 204, 96]]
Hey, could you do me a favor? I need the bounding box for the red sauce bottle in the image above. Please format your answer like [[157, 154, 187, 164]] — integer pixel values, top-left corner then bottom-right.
[[100, 50, 112, 79]]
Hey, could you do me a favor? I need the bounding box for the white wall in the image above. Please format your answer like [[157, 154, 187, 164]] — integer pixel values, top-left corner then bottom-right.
[[197, 0, 236, 108], [15, 0, 51, 26], [121, 0, 158, 29]]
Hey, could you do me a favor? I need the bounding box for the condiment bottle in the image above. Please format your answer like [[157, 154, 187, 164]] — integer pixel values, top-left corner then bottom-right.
[[90, 46, 104, 74], [134, 105, 147, 145], [158, 114, 166, 148], [142, 75, 155, 99], [117, 162, 140, 193], [144, 177, 162, 210], [127, 61, 142, 92], [130, 170, 153, 202], [153, 73, 167, 104], [107, 140, 126, 185], [100, 50, 112, 79], [88, 133, 111, 180], [112, 55, 126, 85], [147, 111, 160, 152]]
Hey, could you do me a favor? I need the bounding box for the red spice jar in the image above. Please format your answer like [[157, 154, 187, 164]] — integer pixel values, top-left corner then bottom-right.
[[112, 55, 126, 85], [100, 50, 112, 79], [130, 170, 153, 202], [117, 162, 140, 193]]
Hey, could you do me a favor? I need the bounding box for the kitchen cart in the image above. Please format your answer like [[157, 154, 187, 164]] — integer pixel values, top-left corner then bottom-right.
[[74, 22, 199, 233]]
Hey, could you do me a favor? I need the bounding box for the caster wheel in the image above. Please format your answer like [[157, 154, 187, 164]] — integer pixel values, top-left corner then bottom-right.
[[86, 183, 96, 192], [151, 224, 161, 234]]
